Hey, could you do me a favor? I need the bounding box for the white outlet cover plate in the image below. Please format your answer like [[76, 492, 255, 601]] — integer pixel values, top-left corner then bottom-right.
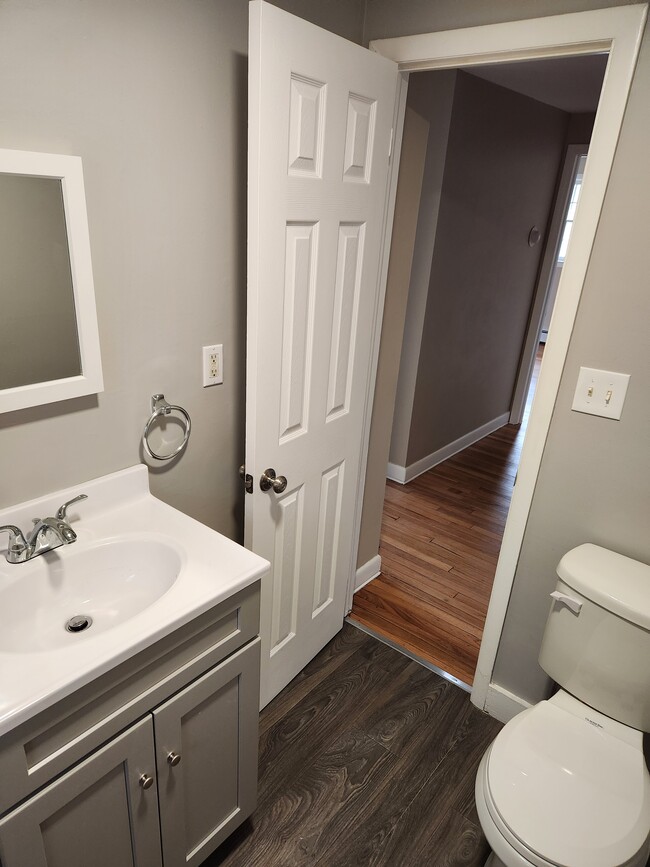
[[571, 366, 630, 419], [202, 344, 223, 387]]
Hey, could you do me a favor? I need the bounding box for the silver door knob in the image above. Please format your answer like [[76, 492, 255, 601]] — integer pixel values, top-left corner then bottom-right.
[[260, 468, 287, 494], [139, 773, 154, 790], [167, 751, 181, 767]]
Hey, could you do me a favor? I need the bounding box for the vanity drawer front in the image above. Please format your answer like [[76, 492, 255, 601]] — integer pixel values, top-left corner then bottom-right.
[[0, 582, 259, 815]]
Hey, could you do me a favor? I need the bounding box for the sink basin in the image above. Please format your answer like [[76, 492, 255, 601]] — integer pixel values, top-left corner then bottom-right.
[[0, 537, 183, 653], [0, 464, 269, 737]]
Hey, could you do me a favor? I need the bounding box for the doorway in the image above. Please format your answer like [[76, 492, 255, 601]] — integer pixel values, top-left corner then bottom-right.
[[350, 346, 543, 686], [348, 55, 605, 686]]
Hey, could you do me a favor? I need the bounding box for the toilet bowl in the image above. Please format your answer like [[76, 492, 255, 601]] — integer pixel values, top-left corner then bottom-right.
[[475, 691, 650, 867], [475, 545, 650, 867]]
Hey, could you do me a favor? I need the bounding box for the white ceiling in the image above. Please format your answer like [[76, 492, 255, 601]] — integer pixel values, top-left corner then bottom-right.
[[466, 54, 608, 114]]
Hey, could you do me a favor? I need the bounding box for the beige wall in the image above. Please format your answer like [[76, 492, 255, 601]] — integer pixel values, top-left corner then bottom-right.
[[364, 0, 650, 704], [406, 71, 566, 465], [0, 0, 364, 539]]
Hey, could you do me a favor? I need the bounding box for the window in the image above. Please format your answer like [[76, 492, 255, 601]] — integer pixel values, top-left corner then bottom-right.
[[557, 153, 588, 262]]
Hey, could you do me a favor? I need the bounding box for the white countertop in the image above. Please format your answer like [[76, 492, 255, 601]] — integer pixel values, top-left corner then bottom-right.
[[0, 465, 269, 737]]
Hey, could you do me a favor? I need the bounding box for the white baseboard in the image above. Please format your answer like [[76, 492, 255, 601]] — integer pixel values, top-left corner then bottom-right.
[[386, 412, 510, 485], [354, 554, 381, 592], [386, 462, 406, 483], [483, 683, 531, 724]]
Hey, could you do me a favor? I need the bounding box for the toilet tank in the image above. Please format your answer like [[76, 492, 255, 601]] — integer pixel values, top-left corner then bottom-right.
[[539, 543, 650, 731]]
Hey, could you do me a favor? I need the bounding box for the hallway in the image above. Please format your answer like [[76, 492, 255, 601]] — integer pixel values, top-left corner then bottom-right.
[[349, 347, 542, 685]]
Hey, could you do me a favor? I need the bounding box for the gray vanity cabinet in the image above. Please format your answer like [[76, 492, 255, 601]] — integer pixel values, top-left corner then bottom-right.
[[0, 583, 261, 867], [154, 640, 260, 866], [0, 716, 163, 867]]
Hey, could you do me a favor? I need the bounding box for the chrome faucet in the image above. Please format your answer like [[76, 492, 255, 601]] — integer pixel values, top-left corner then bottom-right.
[[0, 494, 87, 564]]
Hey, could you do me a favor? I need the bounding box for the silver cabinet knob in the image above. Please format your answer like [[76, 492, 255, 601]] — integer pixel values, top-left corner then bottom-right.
[[167, 751, 181, 767], [139, 773, 154, 790], [260, 468, 287, 494]]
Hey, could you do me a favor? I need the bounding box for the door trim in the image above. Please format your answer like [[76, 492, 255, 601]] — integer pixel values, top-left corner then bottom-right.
[[510, 144, 590, 425], [366, 5, 647, 714]]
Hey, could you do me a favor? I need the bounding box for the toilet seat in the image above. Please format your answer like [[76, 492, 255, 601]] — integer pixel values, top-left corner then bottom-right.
[[482, 699, 650, 867]]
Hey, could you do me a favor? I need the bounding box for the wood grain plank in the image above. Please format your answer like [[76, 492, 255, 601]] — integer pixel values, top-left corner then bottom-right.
[[310, 697, 495, 867], [375, 704, 501, 866], [257, 635, 409, 798], [394, 807, 492, 867], [258, 621, 369, 735], [212, 729, 397, 867], [350, 603, 480, 684], [205, 625, 503, 867]]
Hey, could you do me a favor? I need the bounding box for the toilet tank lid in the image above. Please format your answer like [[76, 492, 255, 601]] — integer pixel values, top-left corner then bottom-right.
[[557, 543, 650, 629]]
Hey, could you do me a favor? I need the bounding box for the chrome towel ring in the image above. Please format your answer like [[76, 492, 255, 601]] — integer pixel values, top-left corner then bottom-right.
[[142, 394, 191, 461]]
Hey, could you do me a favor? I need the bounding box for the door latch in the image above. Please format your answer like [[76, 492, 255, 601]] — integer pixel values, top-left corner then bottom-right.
[[239, 465, 253, 494]]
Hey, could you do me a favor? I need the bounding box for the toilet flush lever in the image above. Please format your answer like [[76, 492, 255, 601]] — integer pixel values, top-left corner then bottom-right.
[[550, 591, 583, 615]]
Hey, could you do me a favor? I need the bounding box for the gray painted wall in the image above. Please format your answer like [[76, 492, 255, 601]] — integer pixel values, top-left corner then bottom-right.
[[406, 71, 567, 465], [0, 0, 364, 539], [387, 71, 457, 471], [272, 0, 366, 42], [364, 0, 650, 704]]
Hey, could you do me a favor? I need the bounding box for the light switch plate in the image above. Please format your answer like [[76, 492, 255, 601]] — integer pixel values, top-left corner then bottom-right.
[[571, 366, 630, 419]]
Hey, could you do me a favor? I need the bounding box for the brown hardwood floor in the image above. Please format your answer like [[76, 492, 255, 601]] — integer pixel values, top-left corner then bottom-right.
[[349, 346, 543, 686], [206, 623, 502, 867]]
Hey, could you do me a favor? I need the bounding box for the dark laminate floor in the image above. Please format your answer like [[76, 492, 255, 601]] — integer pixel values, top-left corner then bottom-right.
[[205, 623, 502, 867]]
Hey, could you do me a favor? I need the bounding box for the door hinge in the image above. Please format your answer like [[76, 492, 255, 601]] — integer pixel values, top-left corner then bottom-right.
[[239, 464, 253, 494], [388, 126, 394, 161]]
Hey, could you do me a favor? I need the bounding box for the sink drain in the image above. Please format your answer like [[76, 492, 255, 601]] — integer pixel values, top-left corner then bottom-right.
[[65, 615, 93, 633]]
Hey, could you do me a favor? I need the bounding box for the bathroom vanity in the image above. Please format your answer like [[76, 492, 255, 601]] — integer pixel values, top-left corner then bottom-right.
[[0, 466, 269, 867]]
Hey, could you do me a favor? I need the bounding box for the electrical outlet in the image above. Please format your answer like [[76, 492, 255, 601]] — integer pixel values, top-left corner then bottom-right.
[[202, 344, 223, 387], [571, 366, 630, 419]]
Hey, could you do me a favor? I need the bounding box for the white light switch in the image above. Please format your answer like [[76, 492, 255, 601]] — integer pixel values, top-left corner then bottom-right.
[[571, 367, 630, 419]]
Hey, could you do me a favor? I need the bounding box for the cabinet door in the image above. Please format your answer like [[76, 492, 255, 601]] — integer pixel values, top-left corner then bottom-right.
[[154, 638, 260, 867], [0, 716, 162, 867]]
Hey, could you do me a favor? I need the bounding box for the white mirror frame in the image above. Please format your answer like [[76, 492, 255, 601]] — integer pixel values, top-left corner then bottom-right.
[[0, 148, 103, 413]]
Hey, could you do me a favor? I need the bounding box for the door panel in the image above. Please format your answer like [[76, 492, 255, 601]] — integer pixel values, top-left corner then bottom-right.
[[153, 640, 260, 867], [0, 717, 161, 867], [247, 0, 399, 706]]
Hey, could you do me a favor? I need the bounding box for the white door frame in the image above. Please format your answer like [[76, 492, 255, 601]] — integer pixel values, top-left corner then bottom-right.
[[353, 5, 646, 716], [510, 143, 590, 425]]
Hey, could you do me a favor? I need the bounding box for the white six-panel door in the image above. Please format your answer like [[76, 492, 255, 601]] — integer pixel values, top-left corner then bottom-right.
[[247, 1, 399, 706]]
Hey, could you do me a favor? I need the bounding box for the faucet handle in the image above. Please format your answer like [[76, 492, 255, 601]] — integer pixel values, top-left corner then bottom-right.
[[0, 525, 28, 549], [0, 525, 29, 562], [55, 494, 88, 521]]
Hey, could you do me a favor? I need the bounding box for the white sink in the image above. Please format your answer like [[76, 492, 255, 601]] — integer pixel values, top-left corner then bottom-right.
[[0, 465, 269, 737], [0, 536, 183, 653]]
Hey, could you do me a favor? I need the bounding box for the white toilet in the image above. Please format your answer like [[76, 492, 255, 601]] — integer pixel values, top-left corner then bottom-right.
[[475, 543, 650, 867]]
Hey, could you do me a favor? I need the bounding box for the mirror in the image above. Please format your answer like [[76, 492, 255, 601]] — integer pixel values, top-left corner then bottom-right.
[[0, 149, 103, 413]]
